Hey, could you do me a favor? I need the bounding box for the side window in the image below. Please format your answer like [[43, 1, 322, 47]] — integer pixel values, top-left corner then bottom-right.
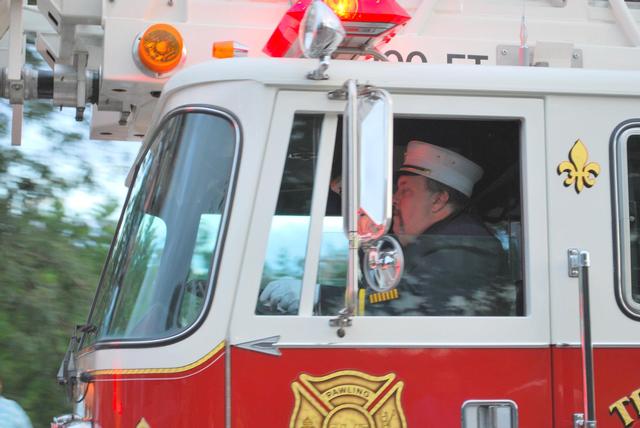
[[615, 130, 640, 314], [315, 118, 525, 317], [256, 114, 323, 315]]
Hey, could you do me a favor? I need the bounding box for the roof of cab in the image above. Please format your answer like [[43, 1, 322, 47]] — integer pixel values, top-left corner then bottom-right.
[[164, 57, 640, 98]]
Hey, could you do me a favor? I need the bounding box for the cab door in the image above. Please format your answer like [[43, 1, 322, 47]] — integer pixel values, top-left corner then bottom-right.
[[546, 97, 640, 428], [229, 89, 551, 426]]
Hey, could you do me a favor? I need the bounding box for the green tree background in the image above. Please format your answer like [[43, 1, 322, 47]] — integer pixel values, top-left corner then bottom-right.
[[0, 45, 135, 426]]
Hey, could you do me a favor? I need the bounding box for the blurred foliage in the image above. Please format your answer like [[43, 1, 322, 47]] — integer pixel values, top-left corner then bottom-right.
[[0, 143, 120, 426], [0, 42, 126, 426]]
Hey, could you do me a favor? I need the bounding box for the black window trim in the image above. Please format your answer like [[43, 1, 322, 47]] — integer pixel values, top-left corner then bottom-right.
[[611, 119, 640, 321], [81, 105, 242, 351]]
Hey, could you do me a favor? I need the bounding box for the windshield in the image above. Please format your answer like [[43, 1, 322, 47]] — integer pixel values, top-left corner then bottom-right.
[[86, 109, 238, 344]]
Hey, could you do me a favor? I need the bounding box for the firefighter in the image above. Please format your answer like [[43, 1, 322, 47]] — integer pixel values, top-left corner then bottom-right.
[[365, 140, 515, 316], [392, 140, 484, 247], [260, 141, 517, 316]]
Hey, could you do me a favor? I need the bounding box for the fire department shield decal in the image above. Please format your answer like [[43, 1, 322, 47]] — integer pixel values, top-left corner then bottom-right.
[[289, 370, 407, 428]]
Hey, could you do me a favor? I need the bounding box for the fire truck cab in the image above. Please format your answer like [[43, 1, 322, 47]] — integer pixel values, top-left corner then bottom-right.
[[3, 0, 640, 427], [68, 58, 640, 428]]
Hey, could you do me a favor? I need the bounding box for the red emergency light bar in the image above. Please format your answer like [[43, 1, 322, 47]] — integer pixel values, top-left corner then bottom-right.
[[263, 0, 410, 58]]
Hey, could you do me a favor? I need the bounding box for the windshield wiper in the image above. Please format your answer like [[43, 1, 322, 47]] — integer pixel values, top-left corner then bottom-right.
[[56, 324, 96, 401]]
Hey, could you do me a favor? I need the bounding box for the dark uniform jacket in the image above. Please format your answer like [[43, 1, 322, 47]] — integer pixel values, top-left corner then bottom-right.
[[364, 212, 516, 316]]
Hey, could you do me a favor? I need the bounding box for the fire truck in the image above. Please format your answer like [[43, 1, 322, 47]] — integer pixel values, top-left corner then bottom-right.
[[3, 0, 640, 426]]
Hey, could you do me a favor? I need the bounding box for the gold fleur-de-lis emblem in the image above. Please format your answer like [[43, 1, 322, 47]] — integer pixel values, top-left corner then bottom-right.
[[557, 139, 601, 193]]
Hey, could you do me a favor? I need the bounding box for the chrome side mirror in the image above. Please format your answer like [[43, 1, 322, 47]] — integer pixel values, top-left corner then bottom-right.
[[328, 80, 396, 334], [340, 82, 393, 244], [299, 0, 345, 80], [363, 235, 404, 292], [357, 87, 393, 244]]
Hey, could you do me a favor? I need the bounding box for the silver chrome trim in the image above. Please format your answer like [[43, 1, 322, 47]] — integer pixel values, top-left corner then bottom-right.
[[269, 342, 640, 348], [345, 78, 359, 317], [85, 105, 242, 348], [235, 336, 282, 356], [461, 399, 518, 428], [272, 342, 551, 348], [568, 248, 580, 278], [557, 342, 640, 348], [575, 250, 597, 425]]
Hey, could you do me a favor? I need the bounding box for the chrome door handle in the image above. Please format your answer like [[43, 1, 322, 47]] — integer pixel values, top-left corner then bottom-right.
[[461, 400, 518, 428]]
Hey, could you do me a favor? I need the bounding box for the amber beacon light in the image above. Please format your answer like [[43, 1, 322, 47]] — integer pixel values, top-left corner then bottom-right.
[[212, 41, 249, 59], [136, 23, 184, 75]]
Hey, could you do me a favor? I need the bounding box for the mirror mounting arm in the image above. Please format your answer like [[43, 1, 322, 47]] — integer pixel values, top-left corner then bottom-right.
[[328, 79, 359, 337], [327, 84, 377, 101], [329, 308, 354, 338], [307, 55, 330, 80], [299, 0, 345, 80], [345, 80, 360, 319]]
